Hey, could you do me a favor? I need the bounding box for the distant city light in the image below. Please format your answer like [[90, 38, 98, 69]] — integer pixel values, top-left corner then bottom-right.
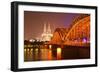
[[29, 39, 33, 42], [29, 39, 35, 42]]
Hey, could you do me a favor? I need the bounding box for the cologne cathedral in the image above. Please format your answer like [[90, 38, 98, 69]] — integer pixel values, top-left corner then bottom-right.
[[41, 23, 53, 41]]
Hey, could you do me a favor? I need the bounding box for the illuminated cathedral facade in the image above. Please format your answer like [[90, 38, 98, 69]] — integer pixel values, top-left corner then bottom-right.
[[41, 23, 53, 41]]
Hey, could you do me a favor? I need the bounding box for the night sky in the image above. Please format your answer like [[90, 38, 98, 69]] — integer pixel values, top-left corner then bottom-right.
[[24, 11, 82, 40]]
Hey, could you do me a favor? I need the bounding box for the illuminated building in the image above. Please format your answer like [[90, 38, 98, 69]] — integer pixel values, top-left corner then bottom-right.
[[41, 23, 53, 41]]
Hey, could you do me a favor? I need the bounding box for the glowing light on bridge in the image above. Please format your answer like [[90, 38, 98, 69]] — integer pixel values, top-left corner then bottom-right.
[[49, 45, 52, 49], [83, 38, 87, 43]]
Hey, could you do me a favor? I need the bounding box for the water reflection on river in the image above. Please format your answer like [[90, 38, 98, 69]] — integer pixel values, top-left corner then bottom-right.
[[24, 45, 90, 62], [24, 45, 62, 61]]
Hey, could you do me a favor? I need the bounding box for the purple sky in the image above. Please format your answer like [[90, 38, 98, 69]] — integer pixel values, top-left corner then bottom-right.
[[24, 11, 83, 40]]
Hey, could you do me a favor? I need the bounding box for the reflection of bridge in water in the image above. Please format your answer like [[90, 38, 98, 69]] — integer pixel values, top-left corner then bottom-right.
[[24, 43, 90, 61], [24, 14, 90, 61]]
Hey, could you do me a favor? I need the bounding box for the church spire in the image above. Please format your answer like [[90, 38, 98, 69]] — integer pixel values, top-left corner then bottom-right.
[[41, 22, 53, 41], [43, 22, 46, 33], [47, 23, 51, 33]]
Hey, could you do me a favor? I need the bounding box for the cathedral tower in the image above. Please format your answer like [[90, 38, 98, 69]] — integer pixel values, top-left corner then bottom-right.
[[41, 22, 53, 41]]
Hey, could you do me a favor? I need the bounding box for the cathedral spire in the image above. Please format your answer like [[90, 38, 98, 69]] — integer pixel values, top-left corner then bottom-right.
[[47, 23, 51, 33], [41, 22, 53, 41], [43, 22, 46, 33]]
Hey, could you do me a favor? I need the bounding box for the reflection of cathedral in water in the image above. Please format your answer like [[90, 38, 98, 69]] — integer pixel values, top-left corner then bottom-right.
[[41, 23, 53, 41]]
